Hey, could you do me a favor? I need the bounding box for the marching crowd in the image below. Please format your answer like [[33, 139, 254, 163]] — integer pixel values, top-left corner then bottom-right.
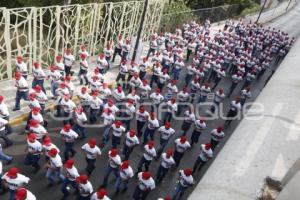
[[0, 17, 294, 200]]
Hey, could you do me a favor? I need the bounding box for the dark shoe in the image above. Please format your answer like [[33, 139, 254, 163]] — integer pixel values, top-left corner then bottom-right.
[[121, 188, 127, 193], [6, 158, 13, 165], [12, 108, 20, 111]]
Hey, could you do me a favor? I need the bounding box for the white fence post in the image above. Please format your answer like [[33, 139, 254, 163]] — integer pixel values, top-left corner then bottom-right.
[[104, 3, 113, 45], [55, 6, 61, 55], [4, 8, 12, 79], [74, 5, 81, 58]]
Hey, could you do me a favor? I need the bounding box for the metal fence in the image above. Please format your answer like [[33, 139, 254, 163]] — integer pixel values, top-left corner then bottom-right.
[[0, 0, 166, 80], [160, 4, 241, 32]]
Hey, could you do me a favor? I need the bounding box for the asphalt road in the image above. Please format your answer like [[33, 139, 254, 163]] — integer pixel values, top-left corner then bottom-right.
[[1, 3, 300, 200]]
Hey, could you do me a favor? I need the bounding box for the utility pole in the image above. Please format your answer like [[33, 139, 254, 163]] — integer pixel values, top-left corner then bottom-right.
[[256, 0, 267, 23], [132, 0, 148, 61]]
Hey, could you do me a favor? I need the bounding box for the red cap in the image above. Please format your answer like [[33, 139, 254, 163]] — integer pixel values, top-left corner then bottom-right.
[[97, 188, 106, 198], [66, 48, 72, 53], [48, 148, 58, 157], [121, 160, 129, 170], [29, 93, 36, 99], [56, 54, 62, 61], [33, 62, 39, 68], [110, 148, 118, 157], [217, 126, 224, 133], [15, 187, 27, 200], [147, 140, 154, 148], [27, 133, 37, 141], [171, 79, 177, 84], [34, 85, 42, 92], [15, 71, 21, 78], [88, 138, 97, 147], [43, 136, 51, 145], [80, 54, 86, 59], [64, 124, 72, 131], [0, 95, 3, 102], [76, 175, 88, 184], [142, 171, 151, 180], [32, 106, 40, 113], [7, 167, 19, 177], [155, 88, 161, 93], [165, 122, 171, 129], [65, 159, 75, 169], [183, 168, 193, 176], [16, 55, 23, 61], [180, 136, 187, 143], [115, 120, 122, 127], [164, 196, 172, 200], [99, 53, 105, 58], [65, 75, 71, 81], [142, 79, 148, 84], [81, 86, 87, 92], [166, 148, 173, 156], [205, 143, 212, 150], [29, 119, 39, 127], [129, 129, 136, 137], [139, 105, 145, 113]]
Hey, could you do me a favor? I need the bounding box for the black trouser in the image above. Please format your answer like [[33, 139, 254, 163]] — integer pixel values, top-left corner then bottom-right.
[[190, 130, 202, 147], [147, 48, 156, 58], [150, 75, 158, 87], [211, 138, 219, 150], [85, 158, 96, 175], [139, 71, 146, 80], [112, 47, 122, 62], [225, 109, 238, 125], [193, 157, 206, 172], [137, 121, 146, 137], [65, 66, 72, 76], [228, 82, 238, 96], [186, 49, 192, 61], [0, 130, 12, 147], [173, 150, 184, 167], [116, 73, 126, 88]]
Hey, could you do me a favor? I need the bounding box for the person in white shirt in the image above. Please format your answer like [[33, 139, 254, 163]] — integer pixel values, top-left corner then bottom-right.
[[60, 94, 76, 125], [143, 112, 159, 145], [81, 138, 101, 176], [173, 136, 191, 167], [149, 88, 164, 112], [15, 187, 36, 200], [121, 39, 131, 61], [132, 171, 155, 200], [73, 106, 88, 138], [198, 82, 211, 104], [77, 86, 91, 113], [104, 43, 114, 70], [33, 85, 48, 114], [78, 53, 89, 85], [15, 55, 28, 79], [24, 133, 42, 173], [155, 149, 175, 184], [147, 35, 158, 58], [45, 148, 64, 186], [47, 64, 63, 98], [91, 188, 111, 200], [225, 96, 242, 126], [150, 62, 162, 87], [89, 92, 103, 124], [60, 124, 78, 161], [210, 88, 225, 114], [102, 149, 122, 187], [139, 79, 151, 103], [171, 168, 194, 200], [97, 53, 108, 74], [190, 118, 207, 147], [0, 143, 13, 164], [240, 86, 252, 106], [99, 83, 111, 104], [177, 87, 190, 115], [114, 160, 134, 193], [42, 136, 60, 162], [101, 107, 115, 147], [137, 140, 156, 172], [0, 117, 13, 147], [28, 119, 47, 141], [163, 97, 178, 124], [32, 62, 46, 93], [111, 120, 126, 148], [13, 71, 29, 111], [116, 60, 128, 88], [136, 105, 149, 137], [113, 86, 125, 109], [76, 174, 93, 199], [122, 99, 136, 132], [210, 126, 225, 150], [193, 143, 213, 173], [0, 95, 12, 134], [55, 54, 65, 76], [122, 129, 139, 160], [63, 48, 75, 76], [157, 122, 175, 158], [61, 159, 79, 196], [181, 108, 196, 133], [2, 167, 30, 200], [139, 57, 150, 80], [112, 34, 123, 63]]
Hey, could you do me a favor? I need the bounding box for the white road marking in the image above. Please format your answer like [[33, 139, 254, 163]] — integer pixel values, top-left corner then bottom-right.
[[235, 104, 283, 176], [286, 110, 300, 141], [271, 153, 287, 179]]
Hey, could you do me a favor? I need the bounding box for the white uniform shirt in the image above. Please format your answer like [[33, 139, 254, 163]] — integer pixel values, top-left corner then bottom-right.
[[78, 181, 93, 197], [136, 110, 149, 122], [101, 113, 115, 126], [65, 166, 79, 181], [60, 99, 76, 113], [147, 118, 159, 130], [16, 77, 29, 92], [29, 125, 47, 140], [0, 118, 8, 131], [178, 170, 193, 187], [27, 140, 43, 154], [158, 126, 175, 140], [2, 173, 30, 190], [119, 166, 134, 180], [194, 120, 207, 132], [63, 54, 75, 66], [60, 129, 78, 143], [111, 124, 126, 137], [125, 132, 140, 147], [199, 144, 213, 162], [0, 102, 9, 117], [143, 145, 156, 161], [91, 193, 111, 200], [210, 129, 225, 141], [137, 172, 155, 191], [174, 139, 191, 153], [49, 154, 63, 168], [161, 153, 175, 169], [90, 97, 103, 110], [82, 144, 102, 159], [108, 153, 121, 168], [150, 93, 164, 105]]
